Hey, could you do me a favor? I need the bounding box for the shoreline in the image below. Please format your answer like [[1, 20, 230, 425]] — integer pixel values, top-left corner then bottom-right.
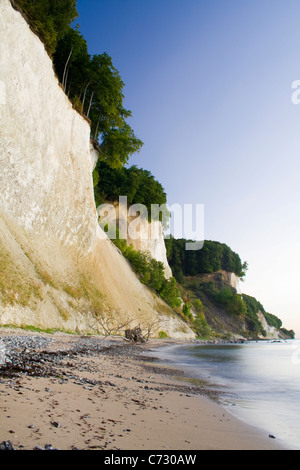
[[0, 328, 287, 451]]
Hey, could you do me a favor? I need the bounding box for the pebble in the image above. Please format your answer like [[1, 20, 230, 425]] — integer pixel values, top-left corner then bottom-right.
[[32, 444, 60, 451], [0, 440, 15, 450], [0, 334, 141, 451], [0, 333, 207, 451], [51, 421, 61, 428]]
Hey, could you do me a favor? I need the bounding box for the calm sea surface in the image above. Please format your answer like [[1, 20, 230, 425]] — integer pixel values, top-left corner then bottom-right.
[[152, 340, 300, 449]]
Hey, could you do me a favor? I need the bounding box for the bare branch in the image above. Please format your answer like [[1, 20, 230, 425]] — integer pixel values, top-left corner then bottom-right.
[[88, 308, 133, 338], [62, 47, 73, 91], [86, 91, 95, 117], [82, 80, 92, 111]]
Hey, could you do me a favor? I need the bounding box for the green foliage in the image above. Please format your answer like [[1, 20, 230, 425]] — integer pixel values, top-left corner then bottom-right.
[[182, 302, 192, 318], [158, 331, 169, 339], [15, 0, 78, 55], [165, 237, 248, 279], [94, 162, 168, 224], [158, 277, 182, 308], [192, 298, 203, 313], [242, 294, 265, 315], [13, 1, 292, 340], [53, 30, 143, 167], [100, 124, 143, 169], [15, 2, 143, 167], [241, 294, 265, 335], [280, 328, 295, 339], [110, 230, 181, 309], [53, 27, 90, 92], [166, 241, 290, 339], [242, 294, 287, 336], [187, 277, 247, 320], [193, 313, 211, 338], [214, 288, 247, 317], [263, 311, 282, 330], [125, 247, 166, 292]]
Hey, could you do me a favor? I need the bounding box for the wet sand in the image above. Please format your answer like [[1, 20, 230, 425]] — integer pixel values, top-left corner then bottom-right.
[[0, 329, 286, 451]]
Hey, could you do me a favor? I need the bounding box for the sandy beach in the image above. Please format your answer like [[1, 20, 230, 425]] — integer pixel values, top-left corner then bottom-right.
[[0, 328, 286, 451]]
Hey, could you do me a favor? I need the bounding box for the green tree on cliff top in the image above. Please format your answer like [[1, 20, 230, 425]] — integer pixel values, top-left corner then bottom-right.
[[53, 28, 143, 168], [15, 0, 143, 168], [14, 0, 78, 55]]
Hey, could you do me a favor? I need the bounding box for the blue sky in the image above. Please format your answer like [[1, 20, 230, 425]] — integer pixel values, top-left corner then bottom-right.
[[76, 0, 300, 336]]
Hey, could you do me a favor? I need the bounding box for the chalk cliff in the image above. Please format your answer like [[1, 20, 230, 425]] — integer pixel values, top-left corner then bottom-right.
[[256, 311, 280, 340], [0, 0, 194, 339], [98, 201, 172, 279], [225, 272, 242, 295]]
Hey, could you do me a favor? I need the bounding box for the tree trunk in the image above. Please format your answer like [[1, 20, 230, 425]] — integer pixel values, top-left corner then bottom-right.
[[62, 48, 73, 91], [87, 91, 95, 117]]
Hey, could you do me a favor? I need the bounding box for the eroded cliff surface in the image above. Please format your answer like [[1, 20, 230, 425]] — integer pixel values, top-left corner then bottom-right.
[[0, 0, 194, 339], [98, 201, 173, 279]]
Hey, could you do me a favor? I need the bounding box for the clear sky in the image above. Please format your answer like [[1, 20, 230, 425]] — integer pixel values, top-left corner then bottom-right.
[[76, 0, 300, 337]]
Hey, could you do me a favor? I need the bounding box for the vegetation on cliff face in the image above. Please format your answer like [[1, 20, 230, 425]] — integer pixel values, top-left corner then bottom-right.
[[14, 0, 143, 169], [165, 237, 248, 282], [93, 162, 168, 223], [180, 274, 248, 338], [11, 0, 170, 228], [104, 226, 181, 310], [11, 0, 294, 340], [15, 0, 166, 221], [53, 28, 143, 167], [242, 294, 295, 339], [13, 0, 78, 55], [166, 240, 294, 339]]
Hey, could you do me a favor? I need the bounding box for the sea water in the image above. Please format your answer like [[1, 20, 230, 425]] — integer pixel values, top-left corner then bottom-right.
[[152, 340, 300, 449]]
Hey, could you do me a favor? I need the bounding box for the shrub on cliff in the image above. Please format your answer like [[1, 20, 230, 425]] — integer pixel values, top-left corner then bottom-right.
[[193, 313, 211, 338], [53, 29, 143, 168], [215, 288, 247, 317], [93, 162, 168, 225], [15, 1, 143, 168], [166, 237, 248, 279], [109, 227, 181, 309], [14, 0, 78, 55]]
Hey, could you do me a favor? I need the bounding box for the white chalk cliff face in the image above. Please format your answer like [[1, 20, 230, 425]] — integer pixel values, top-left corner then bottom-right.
[[98, 202, 172, 279], [228, 273, 242, 295], [0, 0, 194, 339], [257, 311, 279, 340], [220, 271, 242, 294]]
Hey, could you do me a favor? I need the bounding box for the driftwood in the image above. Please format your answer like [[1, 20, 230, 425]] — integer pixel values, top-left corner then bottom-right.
[[125, 327, 146, 343]]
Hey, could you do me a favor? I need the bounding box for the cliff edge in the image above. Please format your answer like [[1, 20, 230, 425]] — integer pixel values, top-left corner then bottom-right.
[[0, 0, 194, 339]]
